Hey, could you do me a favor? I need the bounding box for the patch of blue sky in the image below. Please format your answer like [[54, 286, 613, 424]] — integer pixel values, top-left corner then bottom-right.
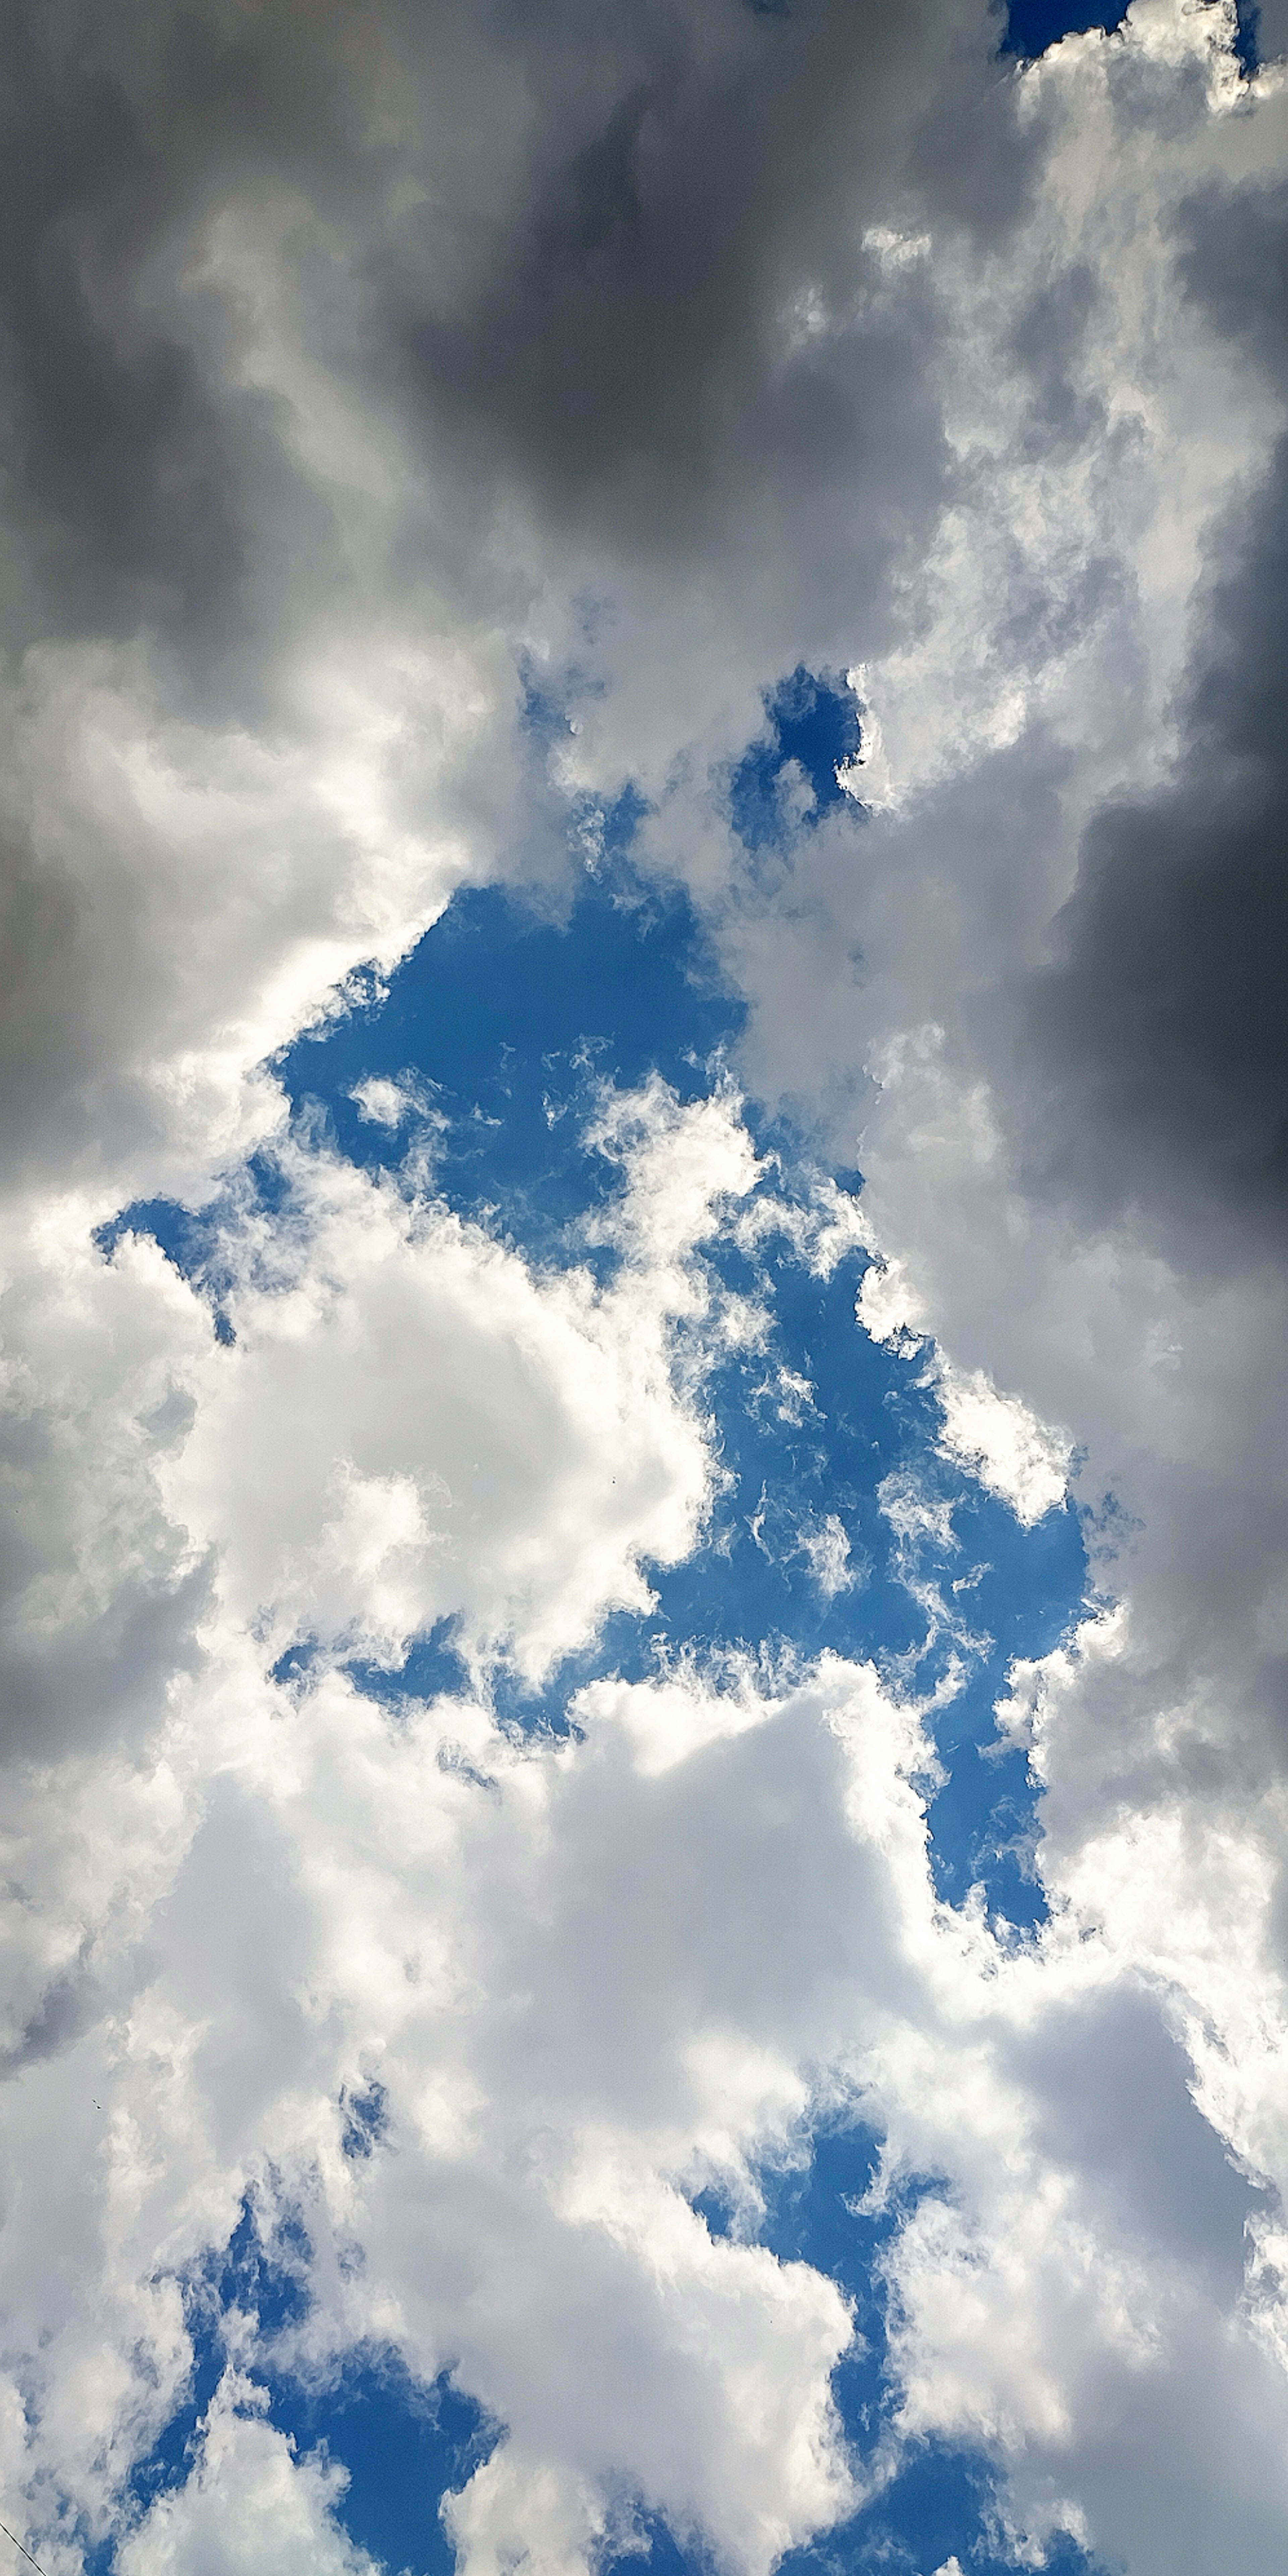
[[103, 674, 1087, 1929], [96, 1143, 292, 1346], [114, 2167, 1104, 2576], [687, 2129, 1109, 2576], [726, 665, 862, 857], [1003, 0, 1259, 72], [1001, 0, 1127, 52], [276, 866, 735, 1275], [94, 676, 1097, 2576], [772, 2447, 1103, 2576], [274, 660, 856, 1256], [268, 867, 1083, 1925], [104, 2190, 497, 2576], [612, 2215, 1109, 2574], [545, 1218, 1084, 1928], [324, 1248, 1078, 1929]]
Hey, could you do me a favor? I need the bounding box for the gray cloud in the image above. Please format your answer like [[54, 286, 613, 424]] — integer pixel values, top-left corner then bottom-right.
[[10, 18, 1288, 2576], [0, 7, 264, 675], [380, 0, 973, 565], [0, 0, 1018, 1217], [1024, 185, 1288, 1265], [0, 0, 998, 650]]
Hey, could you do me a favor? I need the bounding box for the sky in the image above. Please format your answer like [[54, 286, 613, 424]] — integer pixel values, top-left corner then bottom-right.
[[2, 5, 1288, 2576]]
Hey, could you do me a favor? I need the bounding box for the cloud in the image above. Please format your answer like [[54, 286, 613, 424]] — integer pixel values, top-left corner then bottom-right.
[[349, 1075, 427, 1131], [931, 1359, 1071, 1525], [0, 1216, 212, 1765], [4, 7, 1288, 2576], [1023, 176, 1288, 1259], [117, 2374, 380, 2576], [169, 1078, 765, 1684], [0, 1650, 910, 2571], [614, 11, 1288, 2563], [15, 1625, 1287, 2576], [1024, 495, 1288, 1249], [0, 0, 1006, 1224]]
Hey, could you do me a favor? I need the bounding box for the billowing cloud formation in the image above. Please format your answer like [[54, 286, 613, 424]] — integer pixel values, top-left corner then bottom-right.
[[1030, 182, 1288, 1251], [5, 5, 1288, 2576], [0, 0, 988, 1211]]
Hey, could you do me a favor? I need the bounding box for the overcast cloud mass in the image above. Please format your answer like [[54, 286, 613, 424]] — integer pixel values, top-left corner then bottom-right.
[[2, 3, 1288, 2574]]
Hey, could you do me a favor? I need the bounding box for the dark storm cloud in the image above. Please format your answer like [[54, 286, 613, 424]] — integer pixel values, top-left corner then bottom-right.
[[1024, 184, 1288, 1259], [0, 7, 248, 664], [382, 0, 985, 561], [0, 0, 1001, 642], [0, 0, 1023, 1206]]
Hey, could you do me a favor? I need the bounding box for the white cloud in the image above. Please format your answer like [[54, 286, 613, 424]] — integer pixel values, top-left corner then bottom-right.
[[18, 1628, 1282, 2576], [0, 1652, 912, 2572], [349, 1077, 418, 1130], [3, 7, 1288, 2576], [670, 11, 1288, 2551], [798, 1514, 856, 1601], [117, 2374, 379, 2576], [931, 1362, 1071, 1527], [858, 1241, 1073, 1524], [171, 1081, 758, 1685], [0, 623, 515, 1221]]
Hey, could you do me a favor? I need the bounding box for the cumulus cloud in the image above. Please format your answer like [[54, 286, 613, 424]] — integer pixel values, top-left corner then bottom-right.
[[5, 6, 1288, 2576], [116, 2375, 380, 2576], [17, 1629, 1287, 2576], [626, 9, 1288, 2563], [1025, 182, 1288, 1257], [173, 1081, 759, 1682], [0, 0, 1007, 1224]]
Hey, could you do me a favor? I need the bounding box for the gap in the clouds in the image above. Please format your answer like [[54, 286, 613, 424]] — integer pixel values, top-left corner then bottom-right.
[[1235, 2, 1265, 69], [733, 2127, 1101, 2573], [666, 2120, 1106, 2576], [95, 1145, 292, 1346], [255, 2352, 496, 2576], [523, 1213, 1084, 1929], [121, 2163, 1104, 2576], [727, 664, 861, 857], [914, 1480, 1084, 1924], [266, 770, 1085, 1929], [104, 2110, 1107, 2576], [602, 2459, 1104, 2576], [274, 863, 736, 1274], [1001, 0, 1260, 71], [101, 675, 1087, 1936], [340, 2078, 389, 2159], [114, 2192, 499, 2576], [345, 1620, 472, 1708], [1001, 0, 1126, 54], [94, 673, 1099, 2576], [744, 2123, 893, 2439], [775, 2443, 1104, 2576], [773, 2142, 1107, 2576], [272, 1619, 474, 1707]]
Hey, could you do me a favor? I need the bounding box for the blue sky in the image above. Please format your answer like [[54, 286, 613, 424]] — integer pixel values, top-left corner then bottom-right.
[[104, 671, 1093, 2576], [5, 6, 1288, 2576]]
